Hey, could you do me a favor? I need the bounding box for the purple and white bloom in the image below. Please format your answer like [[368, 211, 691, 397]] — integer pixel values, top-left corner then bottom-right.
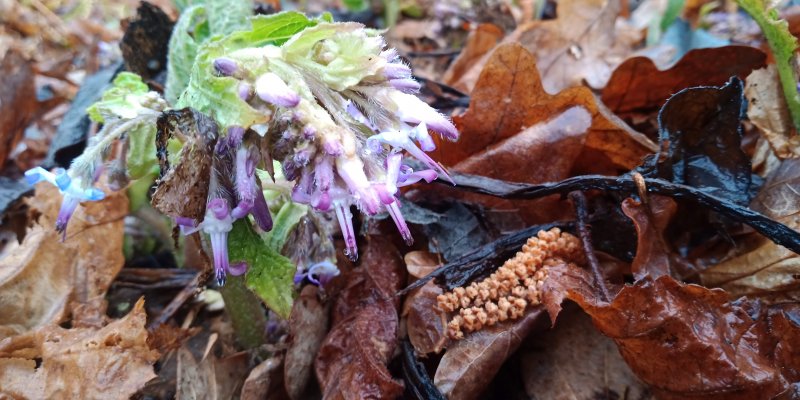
[[294, 260, 340, 287], [213, 57, 239, 77], [24, 166, 105, 240], [255, 72, 300, 108], [179, 198, 235, 286]]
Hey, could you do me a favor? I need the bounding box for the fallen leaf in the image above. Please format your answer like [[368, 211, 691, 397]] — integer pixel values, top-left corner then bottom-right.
[[285, 285, 329, 400], [0, 298, 160, 399], [442, 23, 504, 93], [701, 158, 800, 300], [602, 46, 766, 114], [0, 49, 36, 167], [621, 195, 693, 279], [315, 237, 405, 399], [433, 308, 547, 400], [242, 356, 285, 400], [505, 0, 634, 93], [745, 65, 800, 159], [120, 2, 174, 80], [402, 251, 447, 355], [568, 276, 800, 400], [176, 344, 249, 400], [437, 43, 655, 172], [520, 305, 651, 400]]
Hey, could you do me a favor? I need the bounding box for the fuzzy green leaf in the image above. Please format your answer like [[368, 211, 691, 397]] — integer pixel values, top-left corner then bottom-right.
[[737, 0, 800, 131], [207, 0, 253, 36], [165, 5, 209, 104], [229, 220, 295, 318], [86, 72, 150, 122], [126, 123, 158, 180], [177, 11, 317, 129]]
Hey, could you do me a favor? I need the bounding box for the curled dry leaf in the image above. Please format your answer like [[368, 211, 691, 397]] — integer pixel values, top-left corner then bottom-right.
[[621, 195, 693, 280], [0, 49, 36, 167], [520, 306, 651, 400], [437, 43, 655, 171], [0, 298, 160, 399], [744, 65, 800, 159], [602, 46, 766, 114], [701, 158, 800, 300], [285, 285, 329, 400], [567, 276, 800, 400], [402, 251, 447, 355], [315, 237, 406, 399], [433, 308, 546, 400]]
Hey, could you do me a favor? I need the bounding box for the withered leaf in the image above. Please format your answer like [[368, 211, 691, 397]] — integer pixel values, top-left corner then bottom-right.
[[602, 46, 766, 114], [242, 356, 285, 400], [744, 65, 800, 159], [0, 49, 36, 167], [433, 308, 547, 400], [120, 2, 174, 80], [285, 285, 329, 400], [442, 23, 505, 93], [176, 344, 249, 400], [520, 306, 651, 400], [437, 43, 655, 172], [152, 108, 218, 220], [567, 276, 800, 400], [701, 158, 800, 299], [315, 237, 405, 399], [650, 78, 752, 206], [0, 298, 160, 399], [402, 251, 447, 355]]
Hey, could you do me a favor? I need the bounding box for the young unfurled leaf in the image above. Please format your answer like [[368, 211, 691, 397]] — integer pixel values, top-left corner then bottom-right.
[[228, 221, 295, 318], [737, 0, 800, 131], [165, 5, 210, 104], [86, 72, 151, 122], [206, 0, 253, 37]]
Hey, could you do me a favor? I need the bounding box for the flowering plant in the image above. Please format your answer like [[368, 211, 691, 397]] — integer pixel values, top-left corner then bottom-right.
[[26, 9, 457, 317]]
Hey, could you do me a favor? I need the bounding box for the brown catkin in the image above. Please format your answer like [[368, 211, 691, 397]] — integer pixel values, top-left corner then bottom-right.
[[436, 228, 584, 339]]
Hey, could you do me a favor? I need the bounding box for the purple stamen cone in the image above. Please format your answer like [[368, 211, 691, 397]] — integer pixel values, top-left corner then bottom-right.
[[255, 72, 300, 108], [387, 201, 413, 245], [213, 57, 238, 77], [203, 199, 234, 286], [335, 203, 358, 261], [55, 195, 79, 241]]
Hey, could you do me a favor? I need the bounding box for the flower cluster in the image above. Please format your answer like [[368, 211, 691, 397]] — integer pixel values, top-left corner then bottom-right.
[[209, 24, 458, 261], [437, 228, 585, 339]]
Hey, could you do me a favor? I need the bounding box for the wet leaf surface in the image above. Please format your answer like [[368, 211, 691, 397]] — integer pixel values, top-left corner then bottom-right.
[[402, 251, 447, 355], [285, 285, 329, 400], [602, 46, 766, 114], [315, 237, 406, 399]]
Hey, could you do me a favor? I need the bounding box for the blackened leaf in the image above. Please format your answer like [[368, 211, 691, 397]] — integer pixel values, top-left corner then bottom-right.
[[422, 203, 490, 262], [120, 2, 174, 82], [651, 77, 752, 206]]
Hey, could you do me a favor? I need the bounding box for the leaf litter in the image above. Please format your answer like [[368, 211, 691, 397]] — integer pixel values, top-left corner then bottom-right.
[[3, 0, 800, 399]]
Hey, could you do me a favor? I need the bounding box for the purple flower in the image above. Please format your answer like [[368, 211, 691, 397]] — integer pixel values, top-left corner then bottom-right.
[[294, 260, 340, 287], [25, 167, 105, 240], [180, 198, 235, 286], [255, 72, 300, 108], [389, 78, 421, 93], [213, 57, 239, 77]]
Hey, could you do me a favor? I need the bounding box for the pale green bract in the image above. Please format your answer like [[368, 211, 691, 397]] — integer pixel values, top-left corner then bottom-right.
[[86, 72, 151, 122]]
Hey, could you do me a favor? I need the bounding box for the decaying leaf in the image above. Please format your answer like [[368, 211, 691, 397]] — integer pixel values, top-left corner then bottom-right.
[[437, 43, 655, 172], [568, 276, 800, 400], [176, 343, 249, 400], [520, 306, 651, 400], [0, 298, 160, 399], [442, 23, 505, 93], [745, 65, 800, 159], [433, 308, 546, 400], [315, 237, 406, 399], [285, 285, 329, 400], [602, 46, 766, 114], [242, 356, 285, 400], [0, 49, 36, 167], [402, 251, 447, 355], [701, 158, 800, 299]]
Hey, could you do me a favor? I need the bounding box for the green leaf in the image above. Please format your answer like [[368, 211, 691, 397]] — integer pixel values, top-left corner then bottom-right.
[[228, 220, 295, 318], [737, 0, 800, 131], [86, 72, 150, 122], [343, 0, 367, 11], [177, 11, 317, 129], [126, 122, 158, 180], [265, 202, 308, 251], [165, 5, 209, 104], [207, 0, 253, 36]]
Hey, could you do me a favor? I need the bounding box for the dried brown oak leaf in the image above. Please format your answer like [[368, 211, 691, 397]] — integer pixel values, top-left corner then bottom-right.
[[442, 23, 505, 93], [285, 285, 329, 400], [702, 158, 800, 301], [568, 275, 800, 400], [0, 181, 127, 338], [602, 46, 766, 115], [315, 237, 406, 400], [436, 43, 655, 171], [0, 298, 160, 399], [744, 65, 800, 159]]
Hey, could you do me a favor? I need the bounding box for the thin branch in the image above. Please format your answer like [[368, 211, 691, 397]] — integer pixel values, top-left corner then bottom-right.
[[569, 191, 610, 302]]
